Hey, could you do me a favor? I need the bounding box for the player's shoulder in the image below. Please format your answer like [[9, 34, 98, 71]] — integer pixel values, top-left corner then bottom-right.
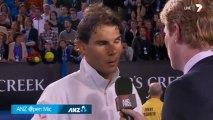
[[45, 71, 81, 91]]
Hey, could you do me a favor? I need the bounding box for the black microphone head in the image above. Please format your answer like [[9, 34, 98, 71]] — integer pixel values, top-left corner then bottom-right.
[[115, 77, 133, 96]]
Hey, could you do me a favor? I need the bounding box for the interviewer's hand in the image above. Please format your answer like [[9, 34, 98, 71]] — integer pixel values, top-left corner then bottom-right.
[[120, 109, 146, 120]]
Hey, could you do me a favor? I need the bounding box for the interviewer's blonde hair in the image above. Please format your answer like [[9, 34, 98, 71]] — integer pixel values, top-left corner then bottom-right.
[[160, 0, 213, 49]]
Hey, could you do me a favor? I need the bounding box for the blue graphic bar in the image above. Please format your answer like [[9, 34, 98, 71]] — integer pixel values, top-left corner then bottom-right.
[[11, 104, 92, 114]]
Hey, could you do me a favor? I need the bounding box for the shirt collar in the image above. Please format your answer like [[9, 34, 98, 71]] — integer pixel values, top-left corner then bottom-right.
[[149, 98, 161, 101], [183, 49, 213, 74], [80, 57, 120, 90]]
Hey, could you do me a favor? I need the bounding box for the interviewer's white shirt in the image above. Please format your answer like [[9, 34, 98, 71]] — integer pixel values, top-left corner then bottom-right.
[[31, 58, 142, 120], [184, 50, 213, 74]]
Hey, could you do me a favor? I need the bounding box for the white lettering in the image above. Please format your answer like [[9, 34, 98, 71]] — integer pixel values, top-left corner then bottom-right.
[[43, 107, 52, 111], [147, 77, 157, 86], [168, 76, 176, 85], [31, 107, 42, 112], [184, 6, 191, 10], [157, 77, 166, 88], [0, 79, 45, 92], [36, 79, 44, 90], [18, 79, 25, 91], [195, 4, 202, 12], [7, 80, 16, 91], [130, 76, 180, 88], [68, 108, 80, 113], [26, 79, 34, 91], [0, 80, 5, 92], [16, 106, 27, 112], [122, 99, 132, 107], [135, 77, 143, 89]]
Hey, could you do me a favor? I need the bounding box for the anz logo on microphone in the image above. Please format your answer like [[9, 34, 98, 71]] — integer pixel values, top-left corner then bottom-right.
[[122, 99, 132, 107]]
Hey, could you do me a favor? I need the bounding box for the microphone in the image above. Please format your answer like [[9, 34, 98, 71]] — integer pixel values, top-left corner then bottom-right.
[[115, 77, 137, 120]]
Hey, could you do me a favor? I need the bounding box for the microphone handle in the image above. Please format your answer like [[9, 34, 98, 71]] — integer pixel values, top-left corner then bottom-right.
[[123, 112, 134, 120]]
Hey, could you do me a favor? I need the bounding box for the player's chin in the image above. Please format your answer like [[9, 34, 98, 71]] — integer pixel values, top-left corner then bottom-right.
[[106, 65, 118, 74]]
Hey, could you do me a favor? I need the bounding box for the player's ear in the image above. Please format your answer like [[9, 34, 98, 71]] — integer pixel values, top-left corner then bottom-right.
[[75, 39, 86, 55]]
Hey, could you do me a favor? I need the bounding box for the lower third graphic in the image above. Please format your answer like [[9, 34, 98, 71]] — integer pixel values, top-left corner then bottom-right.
[[11, 104, 92, 114]]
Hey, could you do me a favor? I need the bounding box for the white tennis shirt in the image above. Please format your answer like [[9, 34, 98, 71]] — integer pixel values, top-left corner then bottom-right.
[[32, 58, 142, 120]]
